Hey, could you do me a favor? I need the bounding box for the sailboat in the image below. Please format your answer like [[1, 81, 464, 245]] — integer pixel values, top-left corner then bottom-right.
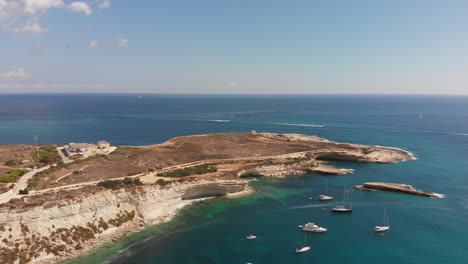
[[332, 189, 352, 213], [374, 208, 390, 232], [295, 231, 311, 253], [319, 181, 333, 201]]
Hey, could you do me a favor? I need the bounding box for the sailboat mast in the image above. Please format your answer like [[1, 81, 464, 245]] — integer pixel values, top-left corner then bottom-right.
[[383, 208, 386, 226], [304, 231, 307, 246], [346, 191, 352, 209]]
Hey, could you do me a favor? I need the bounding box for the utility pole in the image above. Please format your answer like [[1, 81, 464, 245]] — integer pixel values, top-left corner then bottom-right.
[[34, 136, 39, 162]]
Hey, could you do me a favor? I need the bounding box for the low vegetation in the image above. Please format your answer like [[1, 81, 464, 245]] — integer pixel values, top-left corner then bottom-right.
[[28, 162, 67, 189], [155, 179, 170, 186], [4, 159, 21, 166], [97, 177, 143, 189], [0, 169, 27, 183], [157, 164, 217, 178], [32, 146, 61, 165]]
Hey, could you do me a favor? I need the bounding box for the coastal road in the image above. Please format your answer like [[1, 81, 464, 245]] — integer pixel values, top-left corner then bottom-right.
[[0, 165, 50, 204], [34, 150, 314, 194]]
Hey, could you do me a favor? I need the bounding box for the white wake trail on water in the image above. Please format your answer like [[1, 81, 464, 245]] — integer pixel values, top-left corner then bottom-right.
[[267, 122, 325, 128]]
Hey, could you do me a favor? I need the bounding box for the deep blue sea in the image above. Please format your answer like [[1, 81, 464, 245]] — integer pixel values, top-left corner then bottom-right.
[[1, 94, 467, 264]]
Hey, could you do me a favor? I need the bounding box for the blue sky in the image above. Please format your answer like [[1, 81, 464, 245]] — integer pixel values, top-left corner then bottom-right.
[[1, 0, 468, 94]]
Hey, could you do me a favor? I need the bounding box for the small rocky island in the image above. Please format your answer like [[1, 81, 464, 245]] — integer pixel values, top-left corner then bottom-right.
[[0, 132, 415, 264], [355, 182, 444, 198]]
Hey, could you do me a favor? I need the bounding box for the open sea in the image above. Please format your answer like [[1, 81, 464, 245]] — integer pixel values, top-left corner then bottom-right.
[[1, 94, 467, 264]]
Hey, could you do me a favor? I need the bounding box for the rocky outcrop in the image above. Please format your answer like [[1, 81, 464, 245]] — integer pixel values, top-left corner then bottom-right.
[[355, 182, 444, 198], [0, 180, 247, 264], [182, 182, 246, 200]]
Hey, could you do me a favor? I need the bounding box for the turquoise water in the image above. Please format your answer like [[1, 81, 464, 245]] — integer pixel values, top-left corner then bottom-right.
[[1, 94, 467, 263]]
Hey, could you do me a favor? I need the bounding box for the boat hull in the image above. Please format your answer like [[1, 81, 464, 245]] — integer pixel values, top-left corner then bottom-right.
[[374, 226, 390, 232], [296, 246, 311, 253], [332, 208, 352, 213]]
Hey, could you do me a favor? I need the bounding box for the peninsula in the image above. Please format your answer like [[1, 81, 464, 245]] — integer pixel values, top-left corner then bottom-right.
[[355, 182, 444, 198], [0, 132, 414, 264]]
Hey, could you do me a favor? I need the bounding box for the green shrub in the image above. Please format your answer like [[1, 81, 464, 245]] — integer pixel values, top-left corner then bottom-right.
[[0, 169, 27, 183], [155, 179, 170, 186], [32, 146, 61, 165], [4, 159, 17, 166], [19, 188, 29, 195], [97, 178, 143, 189], [157, 164, 217, 178]]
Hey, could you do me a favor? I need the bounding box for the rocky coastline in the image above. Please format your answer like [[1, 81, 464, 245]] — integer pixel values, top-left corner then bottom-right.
[[0, 133, 416, 264], [355, 182, 444, 198]]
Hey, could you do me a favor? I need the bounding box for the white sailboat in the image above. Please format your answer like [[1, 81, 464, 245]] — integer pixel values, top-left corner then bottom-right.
[[319, 181, 333, 201], [296, 231, 311, 253], [332, 189, 352, 213], [374, 208, 390, 232]]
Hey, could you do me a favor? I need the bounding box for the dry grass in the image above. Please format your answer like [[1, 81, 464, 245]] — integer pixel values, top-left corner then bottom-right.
[[27, 133, 318, 189], [0, 145, 36, 169]]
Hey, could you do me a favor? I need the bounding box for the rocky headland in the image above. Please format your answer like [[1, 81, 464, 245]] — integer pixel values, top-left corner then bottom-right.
[[0, 132, 415, 264], [355, 182, 444, 198]]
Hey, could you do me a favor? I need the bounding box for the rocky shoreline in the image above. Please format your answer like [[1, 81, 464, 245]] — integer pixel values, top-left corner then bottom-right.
[[0, 133, 416, 264], [355, 182, 444, 198], [0, 180, 251, 264]]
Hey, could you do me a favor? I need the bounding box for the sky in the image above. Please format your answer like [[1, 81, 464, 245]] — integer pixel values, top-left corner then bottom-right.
[[1, 0, 468, 94]]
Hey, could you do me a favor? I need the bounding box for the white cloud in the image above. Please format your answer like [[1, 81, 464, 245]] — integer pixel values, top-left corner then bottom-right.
[[31, 41, 44, 53], [0, 68, 31, 81], [14, 22, 47, 34], [24, 0, 64, 14], [227, 82, 240, 87], [0, 1, 24, 24], [88, 39, 98, 49], [117, 38, 128, 48], [68, 1, 92, 16], [98, 0, 111, 9]]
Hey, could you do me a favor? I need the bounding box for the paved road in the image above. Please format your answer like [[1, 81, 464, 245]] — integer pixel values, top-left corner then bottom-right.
[[0, 165, 50, 204]]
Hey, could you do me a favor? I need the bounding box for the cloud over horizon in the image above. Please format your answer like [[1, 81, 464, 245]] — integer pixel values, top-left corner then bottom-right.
[[0, 68, 32, 81]]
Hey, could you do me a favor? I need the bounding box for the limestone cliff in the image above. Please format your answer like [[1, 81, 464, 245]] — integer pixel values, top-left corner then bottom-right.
[[0, 180, 246, 264]]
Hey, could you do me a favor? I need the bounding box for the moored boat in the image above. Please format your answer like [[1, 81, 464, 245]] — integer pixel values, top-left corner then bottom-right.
[[374, 208, 390, 232], [332, 189, 352, 213], [302, 222, 327, 232]]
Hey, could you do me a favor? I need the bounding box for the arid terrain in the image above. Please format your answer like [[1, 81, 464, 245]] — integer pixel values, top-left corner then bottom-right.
[[0, 132, 415, 264]]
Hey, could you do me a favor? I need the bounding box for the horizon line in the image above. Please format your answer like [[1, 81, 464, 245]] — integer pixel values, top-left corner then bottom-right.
[[1, 92, 468, 96]]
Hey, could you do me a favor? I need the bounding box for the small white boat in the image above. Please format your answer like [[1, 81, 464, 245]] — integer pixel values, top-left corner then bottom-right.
[[296, 246, 311, 253], [319, 194, 333, 201], [374, 208, 390, 232], [302, 222, 327, 233], [319, 182, 333, 201], [246, 235, 256, 240], [296, 231, 311, 253], [332, 189, 352, 213]]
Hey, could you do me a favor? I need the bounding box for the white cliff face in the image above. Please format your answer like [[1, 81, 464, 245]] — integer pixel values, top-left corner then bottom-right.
[[0, 181, 241, 264]]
